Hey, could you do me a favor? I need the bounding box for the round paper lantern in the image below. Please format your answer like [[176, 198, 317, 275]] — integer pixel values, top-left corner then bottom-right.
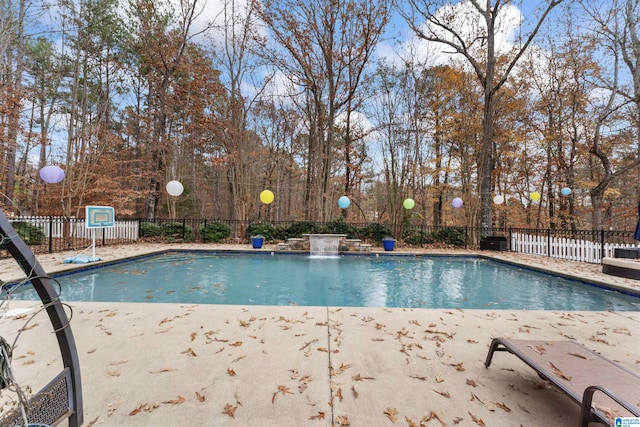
[[560, 187, 572, 196], [338, 196, 351, 209], [39, 165, 65, 184], [493, 195, 505, 205], [166, 180, 184, 197], [530, 191, 541, 201], [403, 198, 415, 210], [451, 197, 463, 208], [260, 190, 275, 204]]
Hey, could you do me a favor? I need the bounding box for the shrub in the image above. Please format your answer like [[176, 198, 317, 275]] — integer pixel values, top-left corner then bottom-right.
[[245, 222, 276, 240], [11, 222, 45, 245], [160, 222, 193, 242], [140, 222, 162, 237], [200, 222, 231, 243], [435, 227, 466, 246], [359, 222, 393, 242], [273, 224, 290, 241], [323, 217, 357, 237], [284, 221, 320, 238], [404, 231, 427, 245]]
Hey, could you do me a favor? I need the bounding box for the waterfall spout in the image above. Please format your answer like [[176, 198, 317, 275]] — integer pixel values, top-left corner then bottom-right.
[[303, 234, 346, 258]]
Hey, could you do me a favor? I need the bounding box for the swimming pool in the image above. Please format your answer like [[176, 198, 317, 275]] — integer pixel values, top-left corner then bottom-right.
[[6, 252, 640, 310]]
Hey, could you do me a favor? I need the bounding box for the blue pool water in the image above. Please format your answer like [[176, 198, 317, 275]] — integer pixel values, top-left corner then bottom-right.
[[6, 252, 640, 310]]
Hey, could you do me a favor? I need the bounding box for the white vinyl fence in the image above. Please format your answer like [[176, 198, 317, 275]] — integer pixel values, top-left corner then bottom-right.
[[511, 232, 639, 264], [10, 217, 139, 240]]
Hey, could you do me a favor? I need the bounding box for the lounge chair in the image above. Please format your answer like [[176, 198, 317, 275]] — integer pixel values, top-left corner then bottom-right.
[[485, 338, 640, 426]]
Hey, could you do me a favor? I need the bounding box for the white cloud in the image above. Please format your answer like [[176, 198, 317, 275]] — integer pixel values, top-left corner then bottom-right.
[[379, 1, 524, 69]]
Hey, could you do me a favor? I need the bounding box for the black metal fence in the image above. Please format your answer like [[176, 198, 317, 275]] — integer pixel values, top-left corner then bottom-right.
[[1, 216, 638, 263]]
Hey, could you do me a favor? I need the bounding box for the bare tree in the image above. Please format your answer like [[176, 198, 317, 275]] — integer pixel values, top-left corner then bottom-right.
[[399, 0, 564, 228], [257, 0, 390, 222], [578, 0, 640, 228], [0, 0, 25, 210], [208, 0, 271, 222], [129, 0, 209, 219]]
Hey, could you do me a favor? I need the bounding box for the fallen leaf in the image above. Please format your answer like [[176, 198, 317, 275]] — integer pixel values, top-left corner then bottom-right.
[[336, 387, 343, 402], [20, 323, 39, 331], [129, 404, 146, 416], [469, 412, 485, 426], [309, 411, 325, 420], [466, 379, 478, 387], [195, 392, 205, 402], [612, 328, 631, 335], [222, 403, 237, 418], [423, 411, 446, 427], [470, 393, 485, 404], [549, 362, 571, 381], [86, 416, 100, 426], [229, 341, 243, 347], [450, 362, 465, 371], [299, 338, 319, 351], [453, 416, 464, 424], [335, 415, 350, 426], [163, 396, 185, 405], [384, 407, 398, 423], [433, 389, 451, 398], [351, 385, 359, 399], [181, 348, 197, 357], [352, 373, 375, 381], [410, 375, 428, 381], [190, 332, 196, 341], [272, 385, 293, 403], [227, 368, 237, 376], [150, 367, 175, 374], [527, 345, 545, 355], [405, 416, 419, 427], [495, 401, 511, 412], [424, 329, 455, 339]]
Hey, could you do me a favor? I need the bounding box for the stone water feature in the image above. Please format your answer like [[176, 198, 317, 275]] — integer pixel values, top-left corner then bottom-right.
[[303, 234, 346, 257]]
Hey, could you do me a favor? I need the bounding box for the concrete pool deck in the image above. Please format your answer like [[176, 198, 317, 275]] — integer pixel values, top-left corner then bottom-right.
[[0, 243, 639, 426]]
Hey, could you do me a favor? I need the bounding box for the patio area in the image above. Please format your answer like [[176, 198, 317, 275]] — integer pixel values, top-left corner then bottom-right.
[[0, 244, 638, 426]]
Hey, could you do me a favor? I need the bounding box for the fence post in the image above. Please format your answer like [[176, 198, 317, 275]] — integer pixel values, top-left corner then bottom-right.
[[48, 216, 53, 253], [547, 228, 551, 257], [182, 218, 186, 241], [600, 229, 605, 262], [509, 228, 513, 252]]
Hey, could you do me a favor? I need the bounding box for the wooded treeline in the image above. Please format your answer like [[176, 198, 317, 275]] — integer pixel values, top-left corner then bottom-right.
[[1, 0, 639, 233]]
